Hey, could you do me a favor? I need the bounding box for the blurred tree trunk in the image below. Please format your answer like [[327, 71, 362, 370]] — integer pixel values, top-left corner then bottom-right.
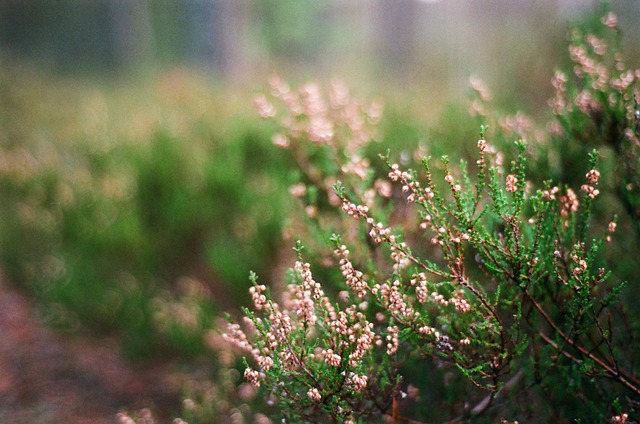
[[109, 0, 153, 71], [177, 0, 250, 81], [206, 0, 250, 81], [374, 0, 418, 80]]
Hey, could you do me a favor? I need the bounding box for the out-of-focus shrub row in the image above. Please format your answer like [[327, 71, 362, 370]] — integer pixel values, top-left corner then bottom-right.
[[0, 64, 293, 359]]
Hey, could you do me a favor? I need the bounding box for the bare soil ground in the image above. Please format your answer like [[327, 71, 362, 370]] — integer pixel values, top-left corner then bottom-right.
[[0, 277, 184, 424]]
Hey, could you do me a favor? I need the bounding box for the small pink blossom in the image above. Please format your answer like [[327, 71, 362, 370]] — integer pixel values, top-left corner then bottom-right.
[[244, 367, 263, 387], [602, 11, 618, 29], [349, 374, 368, 392], [307, 387, 322, 401], [386, 326, 399, 355], [586, 169, 600, 184], [506, 174, 518, 193], [254, 95, 276, 119], [324, 349, 342, 367]]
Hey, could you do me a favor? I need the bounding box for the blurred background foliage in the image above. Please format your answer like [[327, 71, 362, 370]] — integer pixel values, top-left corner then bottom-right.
[[0, 1, 640, 418]]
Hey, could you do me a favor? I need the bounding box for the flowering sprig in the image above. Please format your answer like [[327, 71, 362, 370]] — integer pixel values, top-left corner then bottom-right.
[[548, 7, 640, 243], [224, 246, 399, 423], [240, 61, 640, 420]]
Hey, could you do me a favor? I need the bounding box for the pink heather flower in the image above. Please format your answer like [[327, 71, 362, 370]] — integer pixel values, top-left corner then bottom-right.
[[386, 325, 399, 355], [378, 281, 413, 320], [257, 355, 274, 371], [581, 184, 600, 199], [450, 291, 471, 313], [542, 186, 560, 200], [610, 71, 635, 93], [505, 174, 518, 193], [271, 133, 290, 148], [431, 291, 448, 307], [254, 95, 276, 119], [329, 80, 350, 108], [324, 349, 342, 367], [477, 139, 487, 152], [469, 76, 492, 102], [573, 259, 588, 275], [349, 323, 375, 366], [390, 245, 411, 272], [611, 413, 629, 424], [307, 387, 322, 402], [295, 261, 325, 300], [335, 244, 368, 298], [424, 187, 434, 200], [410, 273, 429, 303], [602, 11, 618, 29], [279, 349, 298, 371], [330, 311, 349, 335], [551, 70, 568, 90], [560, 188, 579, 217], [268, 309, 293, 340], [301, 83, 326, 116], [349, 374, 368, 392], [418, 325, 436, 337], [576, 90, 600, 114], [369, 221, 392, 244], [115, 413, 136, 424], [550, 71, 569, 114], [388, 163, 401, 181], [308, 116, 334, 144], [288, 183, 307, 197], [341, 200, 368, 218], [249, 284, 269, 311], [244, 367, 263, 387], [268, 75, 290, 97], [586, 169, 600, 184], [586, 35, 607, 55], [374, 179, 392, 198], [366, 99, 384, 124], [223, 322, 253, 353], [342, 157, 370, 180], [609, 221, 617, 233]]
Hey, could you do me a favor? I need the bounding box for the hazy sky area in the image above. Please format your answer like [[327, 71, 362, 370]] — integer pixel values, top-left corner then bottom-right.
[[1, 1, 639, 108]]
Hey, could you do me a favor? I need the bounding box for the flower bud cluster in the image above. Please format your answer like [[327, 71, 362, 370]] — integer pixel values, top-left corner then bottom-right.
[[307, 387, 322, 401], [323, 348, 342, 367], [374, 280, 414, 321], [559, 188, 580, 217], [505, 174, 518, 193], [249, 284, 269, 310], [341, 201, 369, 219], [244, 367, 264, 387], [390, 242, 411, 272], [348, 373, 368, 392], [388, 163, 434, 203], [334, 244, 368, 298], [573, 259, 588, 275], [369, 221, 393, 244], [386, 325, 399, 355], [607, 220, 617, 242], [223, 322, 253, 354], [580, 168, 601, 200], [410, 273, 429, 303]]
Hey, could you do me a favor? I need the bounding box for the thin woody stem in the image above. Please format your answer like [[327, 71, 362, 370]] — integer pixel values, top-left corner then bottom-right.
[[525, 288, 640, 397]]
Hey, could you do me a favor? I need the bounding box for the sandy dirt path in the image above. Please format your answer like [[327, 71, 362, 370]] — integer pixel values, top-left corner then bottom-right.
[[0, 277, 184, 423]]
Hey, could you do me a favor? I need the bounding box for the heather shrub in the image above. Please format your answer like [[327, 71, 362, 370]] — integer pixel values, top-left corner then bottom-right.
[[223, 10, 640, 422]]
